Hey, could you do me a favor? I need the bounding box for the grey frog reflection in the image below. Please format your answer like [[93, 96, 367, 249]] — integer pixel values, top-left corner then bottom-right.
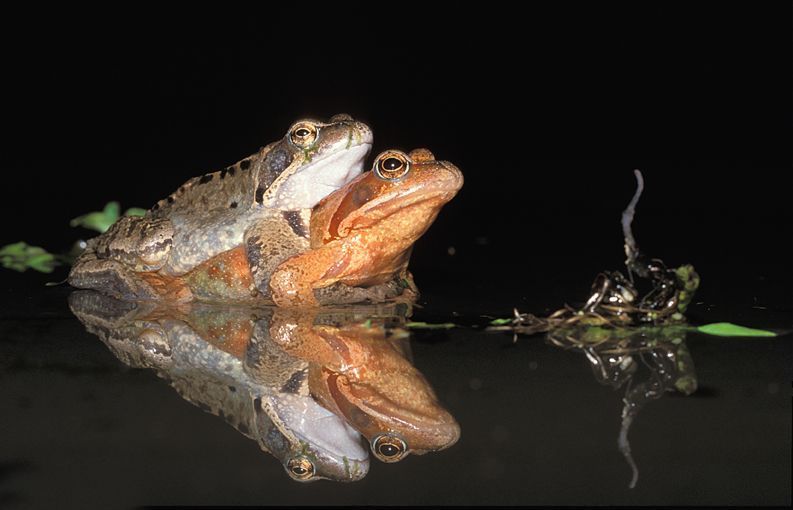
[[547, 325, 697, 489], [68, 291, 460, 482]]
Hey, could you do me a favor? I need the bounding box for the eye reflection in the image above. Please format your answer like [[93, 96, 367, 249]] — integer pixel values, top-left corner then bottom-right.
[[371, 433, 408, 463], [286, 456, 316, 481]]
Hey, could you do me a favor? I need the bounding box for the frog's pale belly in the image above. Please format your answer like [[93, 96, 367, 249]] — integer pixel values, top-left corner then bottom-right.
[[163, 210, 260, 275]]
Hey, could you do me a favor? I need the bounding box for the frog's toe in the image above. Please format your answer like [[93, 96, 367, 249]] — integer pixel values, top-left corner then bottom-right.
[[269, 267, 318, 307]]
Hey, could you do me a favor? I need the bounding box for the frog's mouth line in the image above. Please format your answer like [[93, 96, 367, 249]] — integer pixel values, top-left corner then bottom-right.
[[323, 372, 460, 453], [269, 393, 369, 465], [354, 185, 461, 227], [352, 162, 464, 222], [272, 143, 372, 210]]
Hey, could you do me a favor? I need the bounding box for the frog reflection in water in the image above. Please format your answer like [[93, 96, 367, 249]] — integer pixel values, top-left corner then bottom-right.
[[68, 290, 371, 482], [69, 114, 380, 305], [269, 308, 461, 462], [269, 148, 464, 307], [69, 290, 459, 480]]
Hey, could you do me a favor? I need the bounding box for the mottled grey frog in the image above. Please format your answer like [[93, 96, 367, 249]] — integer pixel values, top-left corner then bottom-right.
[[69, 114, 372, 302]]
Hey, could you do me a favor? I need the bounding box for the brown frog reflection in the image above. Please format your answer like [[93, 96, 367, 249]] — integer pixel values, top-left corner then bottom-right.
[[269, 308, 461, 462], [69, 290, 459, 483], [547, 325, 697, 488], [68, 290, 371, 482]]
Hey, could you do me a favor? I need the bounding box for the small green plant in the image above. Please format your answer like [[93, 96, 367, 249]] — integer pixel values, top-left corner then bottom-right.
[[70, 201, 146, 234], [1, 201, 145, 273], [0, 242, 59, 273]]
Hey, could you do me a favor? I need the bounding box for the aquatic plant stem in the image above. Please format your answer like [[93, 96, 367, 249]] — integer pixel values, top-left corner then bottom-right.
[[622, 169, 644, 284]]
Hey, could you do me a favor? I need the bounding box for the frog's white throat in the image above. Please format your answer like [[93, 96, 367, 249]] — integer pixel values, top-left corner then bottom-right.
[[269, 393, 369, 464], [269, 143, 371, 210]]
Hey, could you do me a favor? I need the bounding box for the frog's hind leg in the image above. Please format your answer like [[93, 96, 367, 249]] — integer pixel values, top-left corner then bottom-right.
[[243, 211, 311, 299], [68, 247, 162, 301]]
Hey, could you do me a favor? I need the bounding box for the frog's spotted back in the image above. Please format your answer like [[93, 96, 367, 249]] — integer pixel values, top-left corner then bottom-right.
[[68, 115, 373, 302]]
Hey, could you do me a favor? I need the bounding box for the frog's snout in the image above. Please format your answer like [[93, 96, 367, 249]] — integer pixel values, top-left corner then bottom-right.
[[438, 160, 464, 192]]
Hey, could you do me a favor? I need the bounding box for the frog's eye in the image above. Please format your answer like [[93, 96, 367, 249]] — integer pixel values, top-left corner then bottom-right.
[[286, 456, 316, 481], [374, 151, 410, 181], [371, 433, 408, 463], [289, 122, 319, 149]]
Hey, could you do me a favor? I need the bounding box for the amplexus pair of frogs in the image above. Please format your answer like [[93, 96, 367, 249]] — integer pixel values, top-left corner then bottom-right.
[[68, 114, 463, 306]]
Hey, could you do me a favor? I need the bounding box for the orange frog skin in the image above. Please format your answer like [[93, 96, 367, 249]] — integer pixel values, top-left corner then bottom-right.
[[269, 308, 460, 462], [269, 149, 463, 307]]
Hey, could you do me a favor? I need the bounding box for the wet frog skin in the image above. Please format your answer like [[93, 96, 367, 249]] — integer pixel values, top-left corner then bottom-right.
[[69, 114, 372, 303], [269, 148, 464, 307], [269, 307, 461, 463], [68, 291, 371, 482]]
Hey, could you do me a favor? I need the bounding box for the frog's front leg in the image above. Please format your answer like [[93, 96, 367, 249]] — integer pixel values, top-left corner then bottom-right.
[[268, 243, 348, 307], [243, 211, 311, 299], [68, 216, 176, 300], [270, 243, 418, 307]]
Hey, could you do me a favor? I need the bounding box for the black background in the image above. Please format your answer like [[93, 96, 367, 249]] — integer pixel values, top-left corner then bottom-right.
[[2, 4, 791, 311], [0, 7, 791, 506]]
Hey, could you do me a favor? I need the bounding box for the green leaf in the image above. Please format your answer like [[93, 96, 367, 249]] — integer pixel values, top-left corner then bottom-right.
[[406, 321, 456, 330], [696, 322, 776, 337], [0, 242, 28, 256], [70, 201, 122, 233], [489, 318, 513, 325], [0, 242, 60, 273], [26, 253, 57, 273], [124, 207, 147, 217]]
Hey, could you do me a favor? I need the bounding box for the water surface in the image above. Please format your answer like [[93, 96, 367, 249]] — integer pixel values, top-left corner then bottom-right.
[[0, 273, 790, 507]]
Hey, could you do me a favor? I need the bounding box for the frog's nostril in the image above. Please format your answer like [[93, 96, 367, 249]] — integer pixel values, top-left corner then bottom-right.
[[329, 113, 354, 123]]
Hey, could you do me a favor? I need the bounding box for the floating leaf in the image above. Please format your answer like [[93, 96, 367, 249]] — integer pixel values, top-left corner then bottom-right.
[[489, 318, 513, 325], [696, 322, 776, 337], [406, 321, 456, 329], [0, 242, 60, 273]]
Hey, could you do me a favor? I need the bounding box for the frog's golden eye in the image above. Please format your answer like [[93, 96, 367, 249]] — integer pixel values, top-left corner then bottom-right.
[[289, 122, 319, 149], [286, 456, 316, 481], [371, 433, 408, 463], [374, 151, 410, 181]]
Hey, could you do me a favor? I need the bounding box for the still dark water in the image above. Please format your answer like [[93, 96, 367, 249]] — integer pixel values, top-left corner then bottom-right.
[[1, 269, 790, 508]]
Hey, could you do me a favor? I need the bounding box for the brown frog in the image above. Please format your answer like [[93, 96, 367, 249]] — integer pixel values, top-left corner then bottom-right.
[[269, 307, 461, 462], [68, 114, 373, 303], [269, 148, 464, 307]]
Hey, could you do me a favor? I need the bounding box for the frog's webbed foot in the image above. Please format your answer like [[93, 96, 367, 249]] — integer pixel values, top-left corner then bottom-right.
[[244, 211, 311, 299], [68, 247, 162, 301]]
